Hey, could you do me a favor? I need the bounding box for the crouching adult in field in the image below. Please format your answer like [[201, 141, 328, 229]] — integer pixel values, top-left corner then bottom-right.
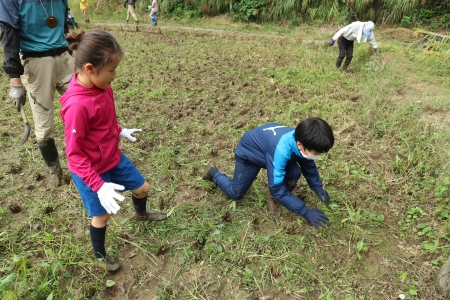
[[60, 30, 167, 272], [328, 21, 378, 70], [202, 118, 334, 230]]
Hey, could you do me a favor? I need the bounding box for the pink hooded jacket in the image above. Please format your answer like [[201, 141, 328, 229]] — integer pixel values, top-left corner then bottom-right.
[[60, 73, 122, 192]]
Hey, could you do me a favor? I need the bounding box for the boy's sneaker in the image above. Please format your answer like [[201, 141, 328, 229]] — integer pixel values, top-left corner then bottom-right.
[[96, 257, 121, 272], [202, 162, 218, 182], [134, 211, 167, 221]]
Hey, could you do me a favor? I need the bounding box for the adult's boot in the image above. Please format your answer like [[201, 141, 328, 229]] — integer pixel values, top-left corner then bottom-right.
[[336, 58, 344, 70], [38, 138, 62, 187], [343, 57, 353, 70]]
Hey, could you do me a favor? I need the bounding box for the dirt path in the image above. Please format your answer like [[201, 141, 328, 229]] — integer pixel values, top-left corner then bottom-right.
[[83, 22, 325, 44]]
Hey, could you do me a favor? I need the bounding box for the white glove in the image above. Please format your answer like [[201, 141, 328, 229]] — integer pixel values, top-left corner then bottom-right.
[[119, 128, 142, 142], [97, 182, 125, 214], [9, 84, 26, 112]]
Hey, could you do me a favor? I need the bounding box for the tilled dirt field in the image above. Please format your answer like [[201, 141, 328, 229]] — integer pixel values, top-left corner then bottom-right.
[[1, 27, 449, 299]]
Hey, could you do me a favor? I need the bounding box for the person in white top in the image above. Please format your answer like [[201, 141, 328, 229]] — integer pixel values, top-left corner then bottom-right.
[[149, 0, 158, 26], [328, 21, 378, 70]]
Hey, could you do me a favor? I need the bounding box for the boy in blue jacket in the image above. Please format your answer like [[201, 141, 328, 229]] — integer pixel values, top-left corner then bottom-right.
[[203, 118, 334, 229]]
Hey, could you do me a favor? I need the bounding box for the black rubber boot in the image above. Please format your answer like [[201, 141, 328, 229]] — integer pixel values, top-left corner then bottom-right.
[[343, 57, 353, 70], [132, 195, 167, 221], [38, 138, 62, 187], [336, 58, 344, 69]]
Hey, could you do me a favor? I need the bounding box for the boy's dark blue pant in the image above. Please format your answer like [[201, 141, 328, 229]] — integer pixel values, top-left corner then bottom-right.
[[213, 156, 301, 200]]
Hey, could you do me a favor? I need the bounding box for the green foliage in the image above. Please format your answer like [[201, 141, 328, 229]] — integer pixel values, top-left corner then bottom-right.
[[406, 207, 426, 224], [416, 7, 437, 25], [161, 0, 201, 19], [401, 15, 412, 28], [405, 6, 450, 29], [231, 0, 265, 22], [430, 13, 450, 30]]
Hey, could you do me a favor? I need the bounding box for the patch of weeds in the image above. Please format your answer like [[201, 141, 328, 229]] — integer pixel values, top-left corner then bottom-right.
[[405, 207, 426, 225]]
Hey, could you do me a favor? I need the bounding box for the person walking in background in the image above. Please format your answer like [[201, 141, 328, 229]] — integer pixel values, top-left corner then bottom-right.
[[328, 21, 378, 70], [80, 0, 90, 23], [125, 0, 139, 24], [202, 118, 334, 230], [67, 8, 78, 29], [0, 0, 75, 188], [80, 0, 90, 24], [62, 30, 167, 272], [150, 0, 158, 26]]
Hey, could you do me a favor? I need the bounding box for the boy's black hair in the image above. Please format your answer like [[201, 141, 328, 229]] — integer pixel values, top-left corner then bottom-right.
[[294, 118, 334, 153]]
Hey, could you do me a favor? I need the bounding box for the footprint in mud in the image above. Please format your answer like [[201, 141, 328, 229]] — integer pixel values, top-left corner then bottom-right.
[[62, 173, 72, 185], [35, 172, 45, 181], [44, 206, 54, 214], [8, 204, 22, 214], [7, 164, 22, 174]]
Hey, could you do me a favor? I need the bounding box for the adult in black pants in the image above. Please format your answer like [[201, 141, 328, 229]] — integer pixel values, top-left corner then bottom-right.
[[329, 21, 378, 70]]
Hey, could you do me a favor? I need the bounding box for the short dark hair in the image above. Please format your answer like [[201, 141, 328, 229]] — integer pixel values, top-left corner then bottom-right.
[[294, 118, 334, 153]]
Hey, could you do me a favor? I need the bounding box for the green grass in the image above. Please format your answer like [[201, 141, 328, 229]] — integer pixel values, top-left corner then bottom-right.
[[1, 20, 450, 299]]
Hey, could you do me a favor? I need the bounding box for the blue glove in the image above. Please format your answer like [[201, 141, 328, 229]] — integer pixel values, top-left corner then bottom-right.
[[328, 39, 335, 46], [303, 209, 329, 229], [314, 188, 330, 206]]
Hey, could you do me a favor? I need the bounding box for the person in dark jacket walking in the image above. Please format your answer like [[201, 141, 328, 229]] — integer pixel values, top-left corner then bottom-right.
[[125, 0, 139, 24], [202, 118, 334, 230]]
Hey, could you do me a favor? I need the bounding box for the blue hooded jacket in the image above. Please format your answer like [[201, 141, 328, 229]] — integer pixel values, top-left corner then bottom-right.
[[235, 123, 323, 216]]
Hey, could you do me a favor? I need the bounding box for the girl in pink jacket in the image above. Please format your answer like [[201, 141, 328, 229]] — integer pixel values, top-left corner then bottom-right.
[[61, 30, 167, 272]]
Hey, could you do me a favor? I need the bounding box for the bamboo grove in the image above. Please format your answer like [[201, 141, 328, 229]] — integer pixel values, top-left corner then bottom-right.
[[155, 0, 450, 25]]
